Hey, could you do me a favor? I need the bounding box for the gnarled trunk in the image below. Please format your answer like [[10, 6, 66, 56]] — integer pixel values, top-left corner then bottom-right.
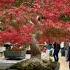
[[30, 35, 41, 58]]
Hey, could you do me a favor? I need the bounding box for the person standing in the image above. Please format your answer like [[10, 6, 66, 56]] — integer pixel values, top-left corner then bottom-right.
[[67, 44, 70, 69], [65, 42, 69, 61], [53, 42, 60, 62], [47, 43, 53, 56], [60, 42, 65, 56], [0, 44, 6, 57]]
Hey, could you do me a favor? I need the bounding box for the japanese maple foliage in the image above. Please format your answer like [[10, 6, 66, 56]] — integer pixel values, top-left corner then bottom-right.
[[0, 0, 15, 9], [0, 0, 70, 46], [33, 0, 70, 43], [0, 24, 34, 46]]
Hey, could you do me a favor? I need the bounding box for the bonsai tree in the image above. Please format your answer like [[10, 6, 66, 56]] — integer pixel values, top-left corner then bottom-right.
[[0, 0, 70, 58]]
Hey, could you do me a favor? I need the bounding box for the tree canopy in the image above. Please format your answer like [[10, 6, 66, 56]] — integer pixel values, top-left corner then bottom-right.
[[0, 0, 70, 45]]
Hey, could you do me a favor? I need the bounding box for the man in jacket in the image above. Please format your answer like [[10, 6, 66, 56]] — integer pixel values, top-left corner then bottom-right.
[[53, 42, 60, 62], [68, 46, 70, 69]]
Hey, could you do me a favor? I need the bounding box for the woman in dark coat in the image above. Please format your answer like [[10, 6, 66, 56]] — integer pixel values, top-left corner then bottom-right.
[[53, 42, 60, 62], [68, 46, 70, 69]]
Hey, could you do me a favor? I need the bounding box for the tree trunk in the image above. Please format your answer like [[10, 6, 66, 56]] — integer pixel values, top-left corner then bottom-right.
[[30, 35, 41, 58]]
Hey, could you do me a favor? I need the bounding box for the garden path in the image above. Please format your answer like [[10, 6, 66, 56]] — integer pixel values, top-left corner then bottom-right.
[[59, 55, 69, 70], [41, 51, 69, 70]]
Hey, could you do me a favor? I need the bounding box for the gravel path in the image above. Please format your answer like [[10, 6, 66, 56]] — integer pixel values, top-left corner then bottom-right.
[[59, 56, 69, 70], [41, 51, 69, 70]]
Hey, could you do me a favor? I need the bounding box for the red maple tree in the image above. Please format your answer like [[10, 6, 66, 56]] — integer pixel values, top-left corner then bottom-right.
[[0, 0, 70, 46]]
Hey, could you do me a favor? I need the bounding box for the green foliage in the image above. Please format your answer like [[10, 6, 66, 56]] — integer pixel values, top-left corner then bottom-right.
[[15, 0, 35, 7], [59, 14, 70, 22], [15, 0, 23, 7]]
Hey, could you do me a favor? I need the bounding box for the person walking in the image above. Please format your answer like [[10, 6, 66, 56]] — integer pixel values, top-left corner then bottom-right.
[[53, 42, 60, 62], [67, 44, 70, 69], [60, 42, 65, 56], [65, 47, 69, 61]]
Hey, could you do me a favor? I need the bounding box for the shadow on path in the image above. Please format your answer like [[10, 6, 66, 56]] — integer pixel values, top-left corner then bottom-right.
[[55, 62, 60, 70]]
